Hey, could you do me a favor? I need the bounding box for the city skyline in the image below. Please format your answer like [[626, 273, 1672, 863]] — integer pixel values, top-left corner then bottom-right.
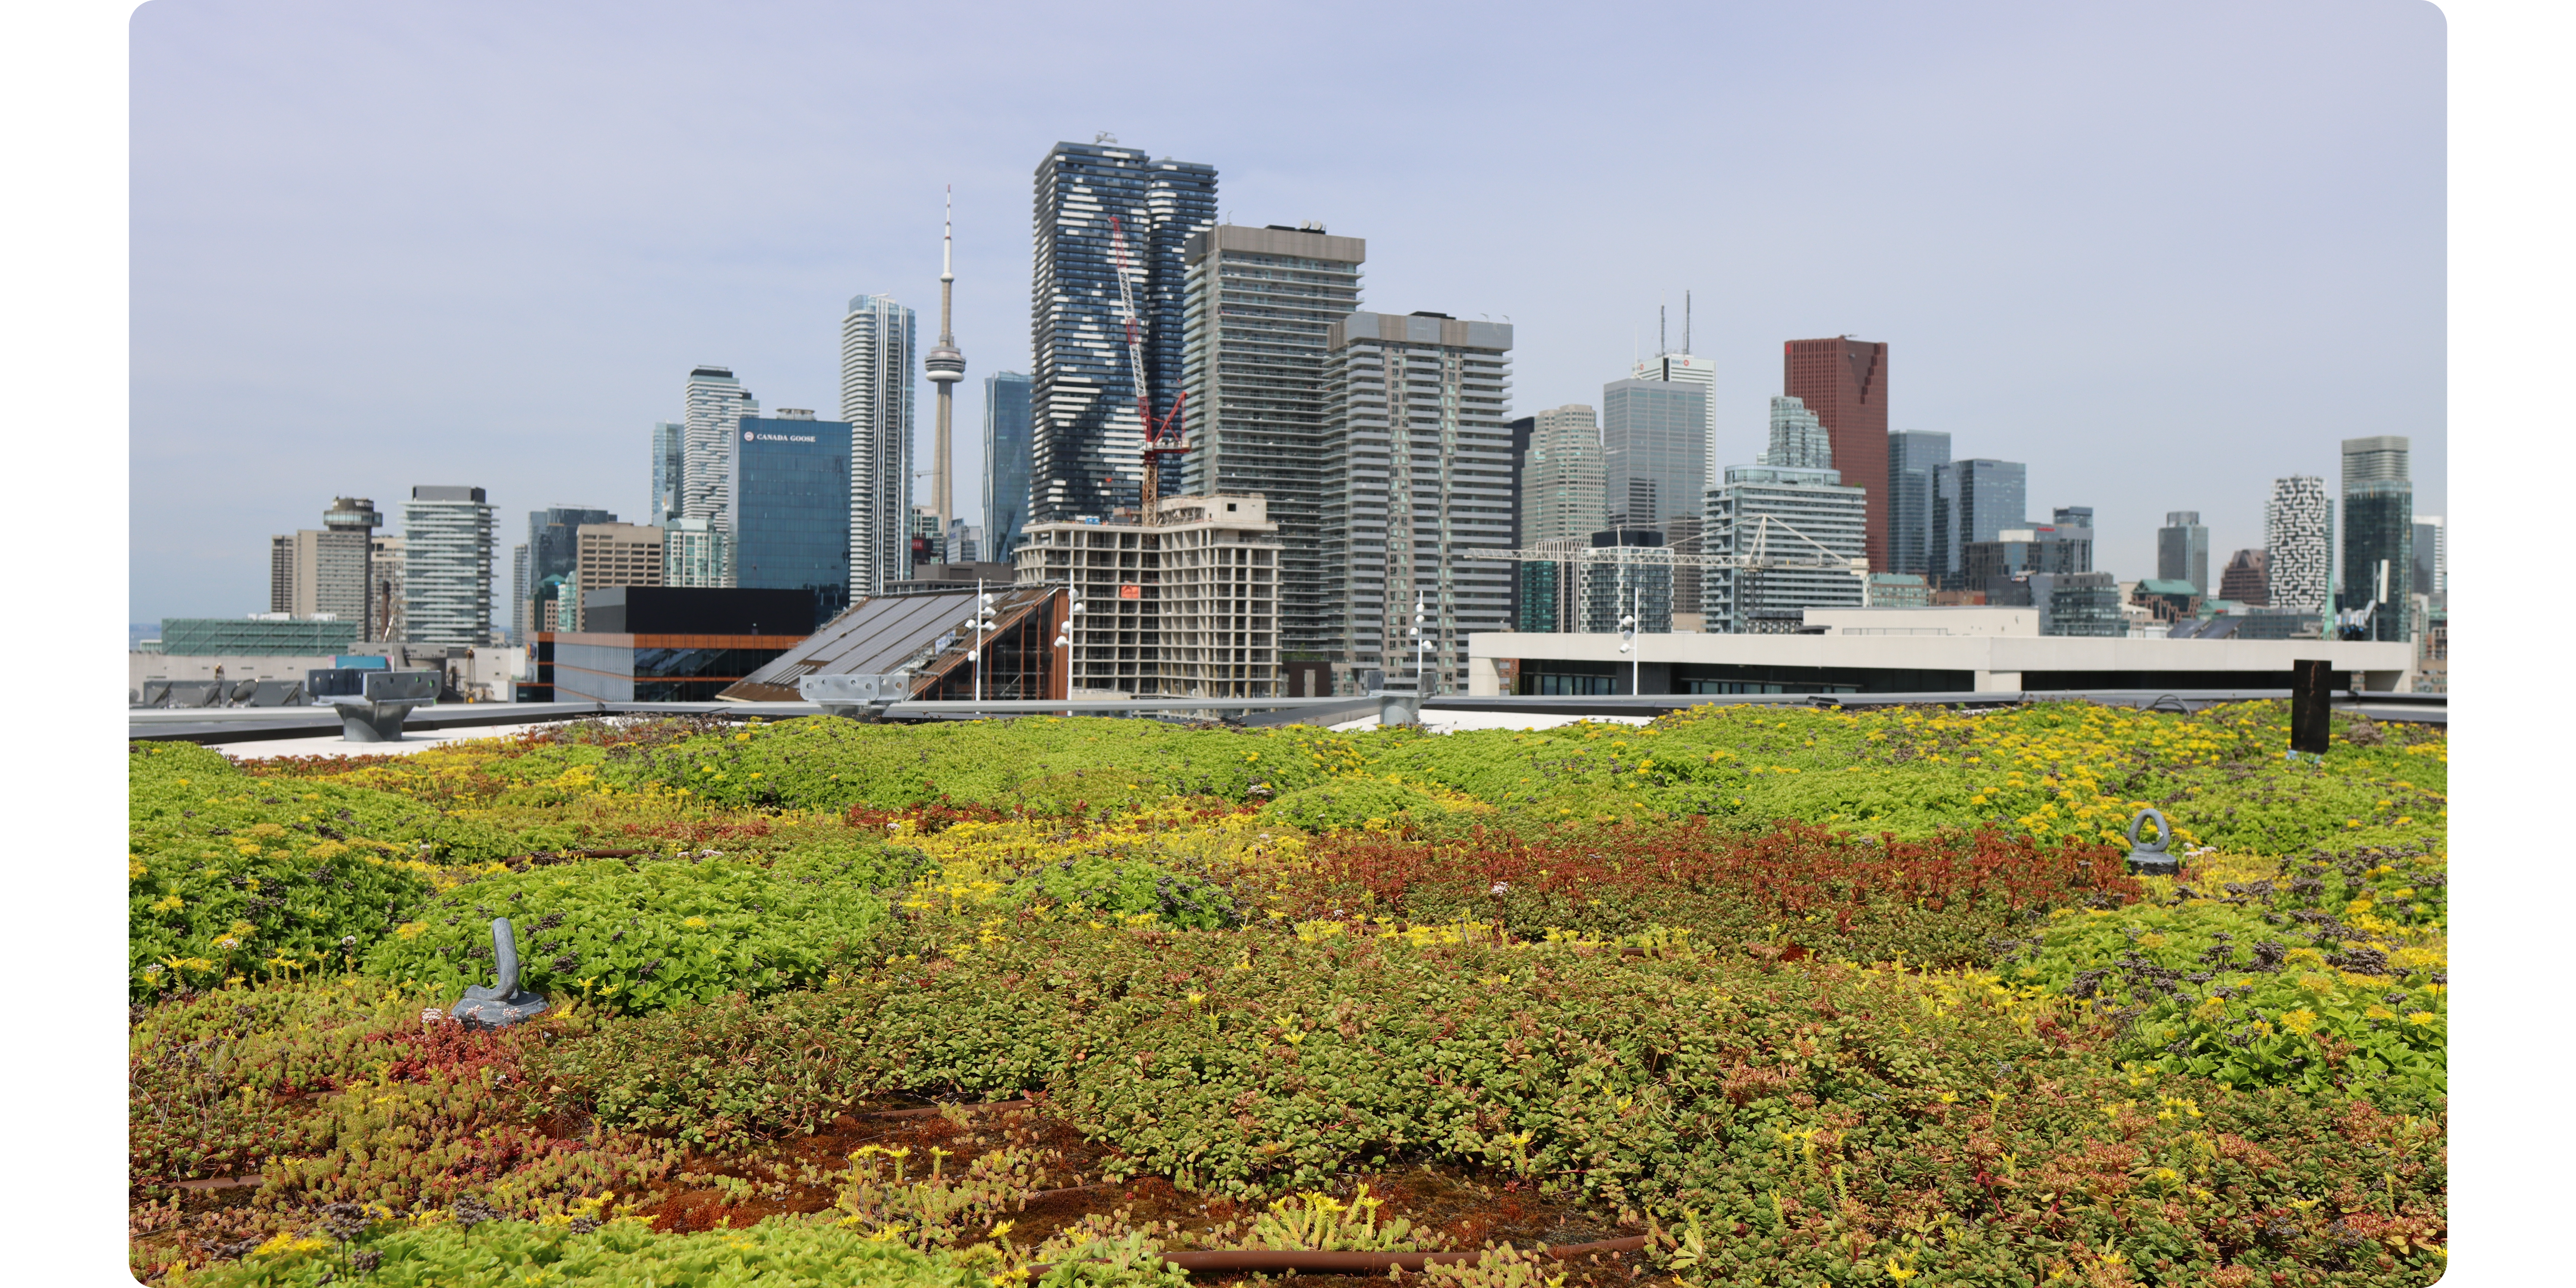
[[129, 1, 2442, 621]]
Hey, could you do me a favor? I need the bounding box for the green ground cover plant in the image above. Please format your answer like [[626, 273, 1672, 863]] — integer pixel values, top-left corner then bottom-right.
[[160, 1212, 1189, 1288], [1993, 843, 2448, 1106], [362, 845, 909, 1013], [133, 701, 2446, 1288]]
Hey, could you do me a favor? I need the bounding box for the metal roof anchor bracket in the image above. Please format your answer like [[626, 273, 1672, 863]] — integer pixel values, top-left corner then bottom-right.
[[311, 667, 439, 742], [451, 917, 548, 1028], [802, 672, 913, 722], [2124, 808, 2179, 877]]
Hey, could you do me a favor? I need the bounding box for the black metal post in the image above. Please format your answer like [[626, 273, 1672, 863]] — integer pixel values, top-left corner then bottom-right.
[[2291, 659, 2333, 755]]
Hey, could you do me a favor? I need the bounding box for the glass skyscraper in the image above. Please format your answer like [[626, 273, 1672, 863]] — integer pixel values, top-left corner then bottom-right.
[[727, 414, 853, 624], [981, 371, 1034, 561], [2340, 435, 2412, 641], [1029, 140, 1216, 523], [1885, 430, 1950, 577], [1601, 378, 1708, 529], [1931, 458, 2026, 589], [2157, 511, 2212, 594]]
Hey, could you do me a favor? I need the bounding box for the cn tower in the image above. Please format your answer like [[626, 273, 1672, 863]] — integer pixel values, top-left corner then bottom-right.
[[924, 187, 966, 542]]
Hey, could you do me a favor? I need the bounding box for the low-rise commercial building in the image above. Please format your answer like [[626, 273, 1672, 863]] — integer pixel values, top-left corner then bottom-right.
[[2132, 578, 2201, 624], [1469, 626, 2418, 697], [537, 587, 814, 702], [159, 615, 361, 656]]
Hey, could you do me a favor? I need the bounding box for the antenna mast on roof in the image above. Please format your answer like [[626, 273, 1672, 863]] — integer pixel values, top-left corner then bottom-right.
[[1685, 291, 1691, 353]]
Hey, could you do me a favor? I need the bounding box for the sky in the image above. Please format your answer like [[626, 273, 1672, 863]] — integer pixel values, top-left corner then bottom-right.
[[127, 0, 2446, 624]]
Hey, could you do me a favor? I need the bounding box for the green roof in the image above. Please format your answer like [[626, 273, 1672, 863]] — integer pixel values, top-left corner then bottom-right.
[[2135, 579, 2200, 594]]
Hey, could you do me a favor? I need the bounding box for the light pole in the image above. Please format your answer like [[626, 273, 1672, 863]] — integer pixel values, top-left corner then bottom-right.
[[964, 579, 999, 704], [1052, 584, 1082, 716], [1411, 591, 1431, 696], [1617, 587, 1639, 695]]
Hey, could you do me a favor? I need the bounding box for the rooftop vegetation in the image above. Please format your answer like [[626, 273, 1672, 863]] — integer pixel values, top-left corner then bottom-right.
[[131, 700, 2445, 1288]]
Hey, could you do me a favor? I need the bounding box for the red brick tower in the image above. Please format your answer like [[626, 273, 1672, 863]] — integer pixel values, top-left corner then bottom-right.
[[1783, 337, 1890, 571]]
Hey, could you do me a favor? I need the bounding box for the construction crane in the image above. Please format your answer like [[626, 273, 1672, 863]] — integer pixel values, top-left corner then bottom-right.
[[1107, 214, 1188, 523], [1469, 515, 1869, 629]]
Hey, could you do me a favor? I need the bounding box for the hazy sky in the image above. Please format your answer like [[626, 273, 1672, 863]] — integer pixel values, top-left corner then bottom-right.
[[129, 0, 2444, 622]]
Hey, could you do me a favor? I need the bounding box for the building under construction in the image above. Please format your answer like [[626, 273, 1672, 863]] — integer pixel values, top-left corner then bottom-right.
[[1011, 493, 1282, 698]]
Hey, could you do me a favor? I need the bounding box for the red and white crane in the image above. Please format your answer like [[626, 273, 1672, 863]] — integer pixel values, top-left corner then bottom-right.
[[1107, 214, 1188, 523]]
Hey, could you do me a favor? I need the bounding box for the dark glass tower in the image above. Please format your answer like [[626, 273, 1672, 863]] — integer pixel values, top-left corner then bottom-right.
[[1931, 459, 2026, 590], [1885, 430, 1950, 577], [2339, 435, 2412, 641], [1029, 140, 1216, 523], [981, 372, 1034, 560], [727, 416, 854, 624]]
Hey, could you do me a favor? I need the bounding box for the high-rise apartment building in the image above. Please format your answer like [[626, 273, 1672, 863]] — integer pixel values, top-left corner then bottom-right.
[[2412, 515, 2445, 608], [1885, 431, 1950, 578], [663, 518, 729, 588], [650, 422, 685, 525], [1319, 311, 1514, 694], [1704, 406, 1869, 634], [1783, 337, 1891, 570], [567, 523, 666, 631], [840, 295, 916, 599], [2264, 476, 2333, 616], [1029, 140, 1216, 523], [402, 486, 495, 646], [509, 544, 530, 645], [1180, 223, 1366, 658], [682, 367, 757, 532], [2340, 435, 2412, 641], [730, 411, 854, 624], [1931, 459, 2026, 588], [2219, 548, 2270, 605], [2157, 511, 2211, 594], [268, 496, 382, 624], [981, 371, 1034, 560], [1602, 378, 1710, 528]]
